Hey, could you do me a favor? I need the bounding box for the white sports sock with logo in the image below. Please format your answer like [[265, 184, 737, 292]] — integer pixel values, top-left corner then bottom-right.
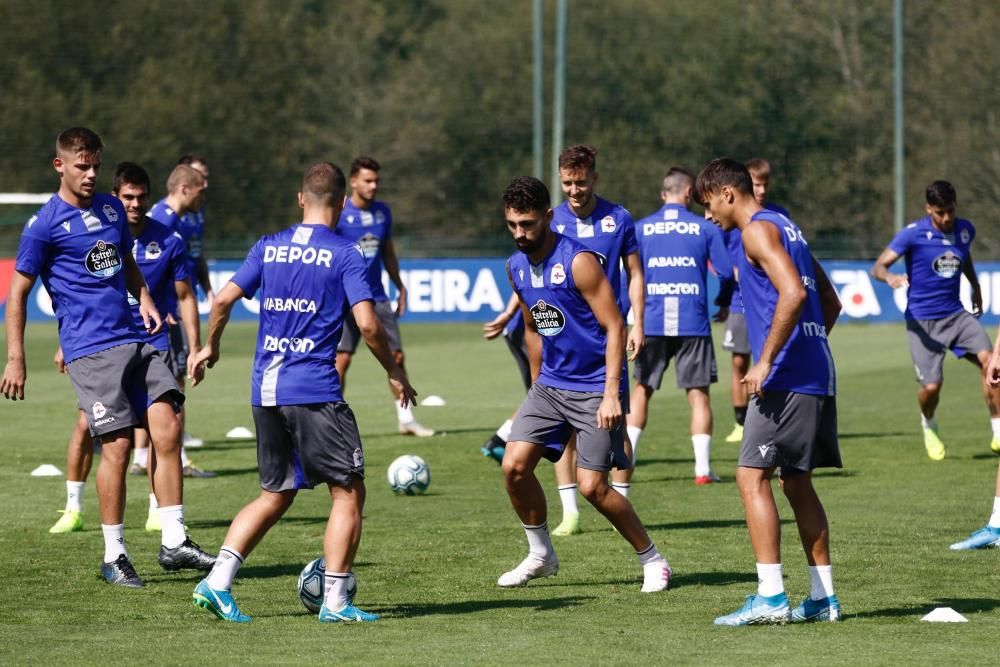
[[523, 522, 555, 560], [626, 425, 643, 463], [557, 484, 579, 516], [692, 433, 712, 477], [66, 481, 85, 512], [989, 497, 1000, 529], [756, 562, 784, 597], [102, 524, 127, 563], [497, 419, 514, 442], [159, 504, 186, 548], [611, 482, 631, 499], [206, 546, 244, 590], [324, 572, 352, 611], [396, 399, 415, 424], [808, 564, 835, 600]]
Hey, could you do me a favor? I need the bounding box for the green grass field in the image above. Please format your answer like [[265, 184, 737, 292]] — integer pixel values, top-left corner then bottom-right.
[[1, 322, 998, 665]]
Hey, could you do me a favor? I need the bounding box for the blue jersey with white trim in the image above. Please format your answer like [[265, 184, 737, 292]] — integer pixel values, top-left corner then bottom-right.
[[335, 199, 392, 302], [508, 235, 609, 393], [15, 193, 143, 363], [177, 209, 206, 281], [637, 204, 732, 336], [551, 196, 637, 315], [887, 215, 975, 321], [230, 223, 373, 406], [128, 220, 189, 352], [739, 210, 836, 396]]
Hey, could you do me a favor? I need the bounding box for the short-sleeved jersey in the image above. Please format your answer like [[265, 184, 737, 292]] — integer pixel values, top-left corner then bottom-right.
[[128, 220, 189, 351], [551, 196, 637, 315], [722, 228, 745, 313], [147, 199, 184, 316], [335, 199, 393, 302], [15, 193, 143, 363], [740, 210, 836, 396], [177, 209, 206, 280], [636, 204, 732, 337], [230, 223, 373, 407], [508, 235, 608, 393], [887, 215, 975, 321]]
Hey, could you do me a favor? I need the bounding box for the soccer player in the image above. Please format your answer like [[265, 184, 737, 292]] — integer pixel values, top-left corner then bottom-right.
[[548, 144, 644, 536], [697, 158, 843, 625], [189, 161, 416, 623], [334, 156, 433, 437], [2, 128, 215, 587], [871, 180, 1000, 460], [49, 162, 203, 535], [626, 167, 732, 486], [142, 164, 215, 477], [496, 175, 670, 593]]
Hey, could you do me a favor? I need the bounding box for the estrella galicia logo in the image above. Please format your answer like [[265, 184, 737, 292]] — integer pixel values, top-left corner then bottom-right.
[[530, 300, 565, 336], [85, 240, 123, 278], [932, 251, 961, 279]]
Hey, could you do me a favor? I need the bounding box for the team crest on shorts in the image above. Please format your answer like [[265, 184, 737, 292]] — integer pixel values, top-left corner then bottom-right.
[[932, 251, 961, 278], [85, 240, 123, 278], [550, 263, 566, 285], [530, 300, 566, 336], [353, 448, 364, 467], [92, 402, 107, 419]]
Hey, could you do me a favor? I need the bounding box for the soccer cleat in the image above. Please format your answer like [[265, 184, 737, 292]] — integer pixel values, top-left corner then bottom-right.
[[480, 434, 506, 465], [714, 592, 791, 626], [100, 554, 144, 588], [791, 595, 842, 622], [551, 512, 581, 536], [158, 538, 217, 571], [183, 432, 205, 448], [145, 510, 161, 533], [949, 525, 1000, 550], [193, 579, 251, 622], [694, 472, 721, 486], [318, 603, 379, 623], [129, 462, 147, 476], [49, 509, 83, 534], [923, 427, 946, 461], [497, 554, 559, 587], [641, 561, 672, 593], [725, 423, 744, 443], [183, 463, 218, 478], [399, 420, 435, 437], [991, 438, 1000, 455]]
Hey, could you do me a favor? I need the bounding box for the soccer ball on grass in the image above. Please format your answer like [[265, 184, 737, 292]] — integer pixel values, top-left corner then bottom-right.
[[387, 454, 431, 495]]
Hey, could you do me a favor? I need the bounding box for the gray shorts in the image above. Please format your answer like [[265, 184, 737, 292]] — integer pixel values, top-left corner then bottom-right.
[[739, 391, 841, 475], [633, 336, 717, 389], [337, 300, 402, 354], [252, 402, 365, 491], [168, 322, 189, 378], [66, 343, 183, 437], [906, 311, 991, 385], [722, 312, 751, 355], [508, 383, 629, 472]]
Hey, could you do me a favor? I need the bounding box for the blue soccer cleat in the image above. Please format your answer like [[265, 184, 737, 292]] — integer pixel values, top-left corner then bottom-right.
[[318, 603, 380, 623], [714, 592, 791, 626], [193, 579, 251, 623], [949, 525, 1000, 550], [791, 595, 842, 622]]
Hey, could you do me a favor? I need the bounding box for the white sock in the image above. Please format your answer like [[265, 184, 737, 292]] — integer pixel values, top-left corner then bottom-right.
[[611, 482, 631, 499], [557, 484, 579, 517], [523, 522, 555, 560], [692, 433, 712, 477], [133, 447, 149, 468], [627, 425, 643, 463], [206, 546, 244, 590], [989, 497, 1000, 529], [921, 413, 937, 431], [159, 504, 187, 548], [324, 572, 352, 611], [66, 481, 85, 512], [148, 492, 159, 513], [991, 419, 1000, 440], [396, 399, 415, 424], [102, 524, 127, 563], [809, 564, 834, 600], [756, 562, 784, 597], [636, 543, 667, 568], [497, 419, 514, 442], [180, 446, 191, 468]]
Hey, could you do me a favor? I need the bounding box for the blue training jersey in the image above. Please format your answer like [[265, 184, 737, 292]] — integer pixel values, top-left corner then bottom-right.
[[147, 199, 184, 316], [230, 223, 373, 407], [15, 193, 143, 363], [335, 199, 393, 302], [508, 235, 610, 393], [739, 210, 836, 396], [637, 204, 732, 337], [128, 220, 190, 351], [177, 209, 206, 284], [551, 196, 637, 315], [722, 228, 744, 313], [887, 215, 975, 321]]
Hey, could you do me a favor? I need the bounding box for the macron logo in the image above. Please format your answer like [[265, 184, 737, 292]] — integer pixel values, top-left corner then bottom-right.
[[758, 445, 771, 459]]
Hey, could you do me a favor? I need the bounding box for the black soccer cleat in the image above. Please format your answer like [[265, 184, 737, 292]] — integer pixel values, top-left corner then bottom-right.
[[158, 538, 217, 572], [100, 554, 145, 588]]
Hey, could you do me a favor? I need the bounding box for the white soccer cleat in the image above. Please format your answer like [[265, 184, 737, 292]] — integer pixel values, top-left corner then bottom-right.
[[398, 421, 435, 437], [641, 560, 672, 593], [183, 432, 205, 448], [497, 555, 559, 587]]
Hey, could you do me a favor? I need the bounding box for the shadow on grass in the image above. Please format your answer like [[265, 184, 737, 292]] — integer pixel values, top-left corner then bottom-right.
[[838, 431, 908, 439], [643, 518, 792, 531], [371, 595, 596, 617], [185, 515, 327, 530], [197, 466, 261, 478], [852, 597, 1000, 619], [542, 571, 755, 588], [972, 453, 1000, 460]]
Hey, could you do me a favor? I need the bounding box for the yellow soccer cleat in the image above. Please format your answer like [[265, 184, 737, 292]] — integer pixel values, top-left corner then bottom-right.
[[551, 512, 581, 536], [991, 438, 1000, 455], [923, 427, 946, 461], [725, 424, 744, 443], [49, 510, 83, 534]]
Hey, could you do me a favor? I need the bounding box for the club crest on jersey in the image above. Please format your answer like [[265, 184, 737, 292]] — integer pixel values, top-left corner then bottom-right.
[[102, 204, 119, 222], [550, 263, 566, 285], [85, 240, 123, 278], [576, 219, 595, 238], [375, 210, 386, 225], [932, 251, 961, 278], [960, 228, 970, 244], [530, 300, 566, 336], [144, 241, 162, 260], [92, 402, 107, 419], [600, 215, 616, 233]]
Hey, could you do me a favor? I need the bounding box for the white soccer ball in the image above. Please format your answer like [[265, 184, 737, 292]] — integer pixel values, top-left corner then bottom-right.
[[297, 557, 356, 613], [387, 454, 431, 495]]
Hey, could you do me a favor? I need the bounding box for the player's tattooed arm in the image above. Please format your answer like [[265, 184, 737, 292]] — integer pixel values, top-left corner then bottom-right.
[[1, 270, 35, 400], [871, 248, 908, 289]]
